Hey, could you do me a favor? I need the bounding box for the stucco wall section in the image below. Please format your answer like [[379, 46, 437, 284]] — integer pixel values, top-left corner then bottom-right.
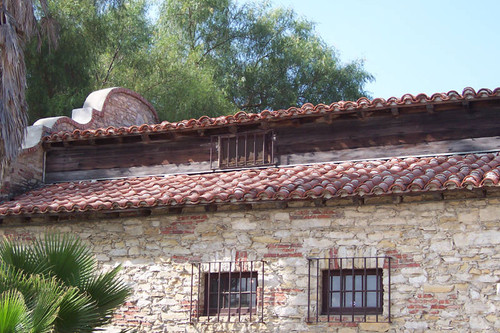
[[1, 196, 499, 332], [50, 89, 158, 133]]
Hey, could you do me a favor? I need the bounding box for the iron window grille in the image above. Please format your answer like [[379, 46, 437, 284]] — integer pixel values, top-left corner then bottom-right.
[[210, 131, 275, 169], [322, 268, 383, 315], [307, 256, 391, 323], [190, 260, 265, 323]]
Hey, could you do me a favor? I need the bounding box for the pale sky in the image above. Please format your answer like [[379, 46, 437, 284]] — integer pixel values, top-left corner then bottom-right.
[[251, 0, 500, 99]]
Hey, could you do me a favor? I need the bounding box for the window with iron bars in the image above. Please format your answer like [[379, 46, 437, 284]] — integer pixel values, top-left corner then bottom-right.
[[190, 260, 265, 323], [210, 131, 275, 169], [307, 256, 391, 323]]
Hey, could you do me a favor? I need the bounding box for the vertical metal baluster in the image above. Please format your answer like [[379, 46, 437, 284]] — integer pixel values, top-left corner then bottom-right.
[[217, 137, 222, 168], [307, 259, 311, 322], [197, 263, 201, 321], [261, 260, 264, 323], [238, 261, 242, 322], [271, 131, 275, 164], [262, 133, 266, 164], [228, 262, 232, 321], [244, 134, 248, 166], [363, 257, 367, 322], [253, 133, 256, 165], [339, 258, 343, 323], [327, 258, 331, 322], [235, 135, 239, 167], [207, 263, 211, 321], [388, 257, 391, 323], [249, 261, 253, 322], [227, 137, 230, 168], [210, 136, 213, 169], [190, 263, 194, 323], [316, 258, 319, 322], [217, 262, 221, 322], [351, 257, 355, 323], [376, 257, 379, 323]]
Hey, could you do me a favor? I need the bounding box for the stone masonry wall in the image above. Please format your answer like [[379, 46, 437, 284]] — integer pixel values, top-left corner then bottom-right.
[[1, 196, 499, 332]]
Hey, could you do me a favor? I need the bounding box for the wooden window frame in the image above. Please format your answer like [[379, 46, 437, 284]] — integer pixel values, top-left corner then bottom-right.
[[321, 268, 383, 315]]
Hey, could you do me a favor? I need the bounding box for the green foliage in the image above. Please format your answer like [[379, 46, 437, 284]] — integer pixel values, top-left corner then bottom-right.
[[25, 0, 373, 123], [25, 0, 152, 123], [0, 291, 31, 333], [0, 264, 65, 333], [0, 234, 130, 332]]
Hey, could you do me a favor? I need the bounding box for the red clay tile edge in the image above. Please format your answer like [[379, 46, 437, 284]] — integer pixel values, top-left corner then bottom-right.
[[1, 153, 499, 216], [42, 87, 500, 142]]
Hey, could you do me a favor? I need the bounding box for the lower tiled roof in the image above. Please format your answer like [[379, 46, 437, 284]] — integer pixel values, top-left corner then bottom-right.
[[0, 153, 499, 216]]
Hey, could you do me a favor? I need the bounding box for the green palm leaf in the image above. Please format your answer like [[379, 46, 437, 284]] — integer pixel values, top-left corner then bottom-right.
[[0, 238, 45, 276], [53, 288, 98, 333], [0, 233, 130, 332], [0, 263, 62, 333], [84, 265, 130, 325], [31, 233, 95, 288], [0, 290, 31, 333]]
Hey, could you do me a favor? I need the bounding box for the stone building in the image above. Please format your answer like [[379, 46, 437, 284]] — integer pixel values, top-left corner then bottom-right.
[[0, 87, 499, 332]]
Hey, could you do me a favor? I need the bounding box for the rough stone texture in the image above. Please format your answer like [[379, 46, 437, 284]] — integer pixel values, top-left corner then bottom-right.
[[0, 196, 499, 332]]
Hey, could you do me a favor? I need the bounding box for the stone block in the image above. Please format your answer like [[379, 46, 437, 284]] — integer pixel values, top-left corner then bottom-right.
[[338, 328, 357, 333], [479, 207, 498, 222], [405, 321, 428, 330], [429, 240, 453, 252], [470, 316, 491, 330], [423, 284, 454, 293], [251, 236, 280, 243], [358, 323, 391, 332], [232, 219, 257, 230]]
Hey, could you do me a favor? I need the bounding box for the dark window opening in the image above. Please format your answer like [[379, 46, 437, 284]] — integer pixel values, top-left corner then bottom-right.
[[322, 268, 383, 315], [190, 260, 265, 323], [205, 272, 258, 315], [210, 131, 275, 169]]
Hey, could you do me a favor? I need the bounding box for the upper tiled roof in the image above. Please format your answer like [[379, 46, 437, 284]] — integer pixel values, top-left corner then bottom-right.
[[43, 87, 500, 142], [1, 153, 499, 216]]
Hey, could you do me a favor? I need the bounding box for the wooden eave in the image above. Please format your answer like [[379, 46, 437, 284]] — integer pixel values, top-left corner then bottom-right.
[[41, 98, 500, 151]]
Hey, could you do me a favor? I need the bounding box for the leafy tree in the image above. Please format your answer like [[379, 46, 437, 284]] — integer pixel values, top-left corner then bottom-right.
[[0, 233, 130, 332], [25, 0, 152, 122], [150, 0, 373, 119], [24, 0, 373, 123]]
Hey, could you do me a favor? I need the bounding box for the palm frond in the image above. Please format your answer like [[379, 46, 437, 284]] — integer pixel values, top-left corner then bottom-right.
[[31, 233, 95, 288], [0, 263, 63, 333], [21, 275, 63, 333], [84, 265, 131, 325], [53, 288, 99, 333], [1, 233, 129, 332], [3, 0, 36, 38], [0, 236, 48, 275], [0, 290, 32, 333]]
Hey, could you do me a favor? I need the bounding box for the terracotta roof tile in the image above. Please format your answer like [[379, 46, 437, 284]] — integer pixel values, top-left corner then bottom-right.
[[43, 87, 500, 142], [1, 153, 500, 216]]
